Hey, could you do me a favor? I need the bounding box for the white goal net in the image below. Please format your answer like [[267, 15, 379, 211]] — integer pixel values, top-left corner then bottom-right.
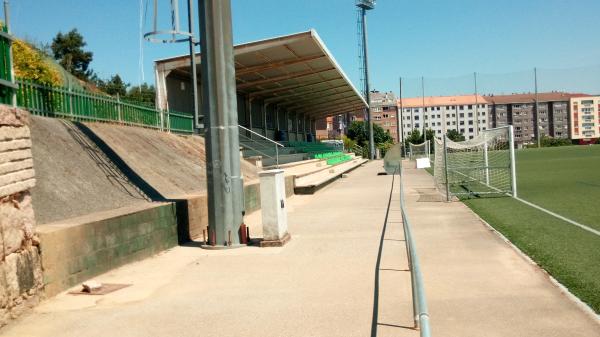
[[433, 126, 517, 199], [408, 140, 430, 160]]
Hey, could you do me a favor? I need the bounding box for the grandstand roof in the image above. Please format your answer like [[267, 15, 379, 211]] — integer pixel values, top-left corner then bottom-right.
[[155, 30, 367, 120], [398, 94, 487, 108], [483, 92, 591, 104]]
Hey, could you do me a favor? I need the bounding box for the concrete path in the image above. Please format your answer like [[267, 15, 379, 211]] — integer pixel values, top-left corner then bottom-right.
[[2, 161, 418, 337], [3, 160, 598, 336], [401, 162, 600, 336]]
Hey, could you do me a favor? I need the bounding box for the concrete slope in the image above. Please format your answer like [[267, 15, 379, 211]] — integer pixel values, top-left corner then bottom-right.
[[30, 116, 151, 224], [85, 123, 259, 199]]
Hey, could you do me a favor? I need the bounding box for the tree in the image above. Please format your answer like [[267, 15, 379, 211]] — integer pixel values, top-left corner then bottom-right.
[[446, 129, 465, 142], [424, 129, 435, 143], [347, 121, 393, 146], [126, 83, 156, 106], [98, 74, 128, 96], [404, 129, 422, 145], [51, 29, 93, 80]]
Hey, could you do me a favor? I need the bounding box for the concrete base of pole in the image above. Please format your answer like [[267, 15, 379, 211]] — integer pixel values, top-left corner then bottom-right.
[[199, 243, 247, 250], [259, 232, 291, 248]]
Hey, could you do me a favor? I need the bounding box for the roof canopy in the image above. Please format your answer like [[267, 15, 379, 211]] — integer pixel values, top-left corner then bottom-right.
[[155, 30, 367, 120]]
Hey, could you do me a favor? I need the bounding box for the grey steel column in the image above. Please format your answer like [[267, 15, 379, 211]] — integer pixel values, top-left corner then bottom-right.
[[534, 67, 541, 148], [187, 0, 200, 131], [361, 7, 375, 159], [199, 0, 244, 248], [397, 77, 403, 144]]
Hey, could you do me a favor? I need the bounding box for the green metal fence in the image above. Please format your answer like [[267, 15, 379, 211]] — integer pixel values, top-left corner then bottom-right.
[[14, 79, 194, 134], [0, 23, 16, 105]]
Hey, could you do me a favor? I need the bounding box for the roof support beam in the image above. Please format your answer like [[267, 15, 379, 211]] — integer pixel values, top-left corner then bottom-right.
[[236, 54, 326, 76], [267, 87, 354, 106], [264, 83, 349, 103], [248, 78, 342, 98], [304, 104, 362, 118], [278, 90, 357, 109], [237, 67, 335, 89], [286, 94, 361, 110]]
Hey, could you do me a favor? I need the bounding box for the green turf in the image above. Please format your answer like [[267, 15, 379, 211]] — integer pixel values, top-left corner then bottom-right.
[[464, 197, 600, 313], [516, 145, 600, 230], [460, 145, 600, 313]]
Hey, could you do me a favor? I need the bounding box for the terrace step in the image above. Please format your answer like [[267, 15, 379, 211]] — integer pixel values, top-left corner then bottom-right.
[[294, 156, 368, 194]]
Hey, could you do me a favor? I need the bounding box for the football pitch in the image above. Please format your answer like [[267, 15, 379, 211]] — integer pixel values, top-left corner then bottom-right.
[[461, 145, 600, 313]]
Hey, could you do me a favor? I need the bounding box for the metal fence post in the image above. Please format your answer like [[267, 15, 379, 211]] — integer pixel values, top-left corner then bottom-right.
[[443, 136, 450, 202]]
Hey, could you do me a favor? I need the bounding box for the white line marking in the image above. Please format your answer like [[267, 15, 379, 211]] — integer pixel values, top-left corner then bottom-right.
[[515, 197, 600, 237]]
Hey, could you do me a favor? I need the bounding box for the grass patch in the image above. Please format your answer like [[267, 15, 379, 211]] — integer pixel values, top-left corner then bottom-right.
[[464, 197, 600, 313], [516, 145, 600, 230]]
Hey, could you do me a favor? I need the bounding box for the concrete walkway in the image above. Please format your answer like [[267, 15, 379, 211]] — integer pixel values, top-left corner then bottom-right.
[[3, 160, 598, 336], [2, 161, 417, 337], [401, 162, 600, 336]]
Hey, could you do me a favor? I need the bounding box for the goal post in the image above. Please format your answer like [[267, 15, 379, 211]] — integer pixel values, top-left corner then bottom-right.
[[408, 140, 430, 161], [434, 126, 517, 199]]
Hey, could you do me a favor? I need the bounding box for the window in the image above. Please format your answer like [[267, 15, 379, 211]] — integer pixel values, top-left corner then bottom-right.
[[460, 105, 465, 110], [469, 128, 474, 132], [468, 121, 473, 125], [468, 113, 473, 117], [468, 105, 473, 109], [459, 113, 464, 118]]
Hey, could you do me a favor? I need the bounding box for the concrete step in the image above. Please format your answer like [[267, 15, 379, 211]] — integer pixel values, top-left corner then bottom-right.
[[262, 153, 308, 166], [294, 157, 369, 194]]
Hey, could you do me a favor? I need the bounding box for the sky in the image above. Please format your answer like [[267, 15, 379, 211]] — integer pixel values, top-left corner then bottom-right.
[[10, 0, 600, 97]]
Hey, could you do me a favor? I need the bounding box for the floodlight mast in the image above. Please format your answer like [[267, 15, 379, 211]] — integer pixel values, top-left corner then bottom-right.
[[356, 0, 375, 159], [144, 0, 200, 132]]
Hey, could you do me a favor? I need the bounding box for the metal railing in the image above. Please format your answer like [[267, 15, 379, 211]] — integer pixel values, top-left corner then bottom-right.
[[238, 125, 284, 167], [14, 79, 194, 134], [399, 162, 432, 336]]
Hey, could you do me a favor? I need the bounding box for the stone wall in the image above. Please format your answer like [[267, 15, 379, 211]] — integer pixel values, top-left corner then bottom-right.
[[0, 105, 42, 327]]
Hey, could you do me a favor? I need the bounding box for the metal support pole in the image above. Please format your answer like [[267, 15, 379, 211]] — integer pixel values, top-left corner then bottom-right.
[[443, 136, 450, 202], [483, 133, 490, 185], [199, 0, 244, 248], [116, 93, 122, 123], [509, 125, 518, 198], [421, 76, 425, 135], [187, 0, 200, 131], [396, 77, 402, 144], [360, 8, 375, 160], [474, 72, 479, 137], [534, 67, 541, 148]]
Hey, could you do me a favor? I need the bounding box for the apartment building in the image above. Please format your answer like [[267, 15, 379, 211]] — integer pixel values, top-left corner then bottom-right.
[[485, 92, 587, 145], [315, 115, 345, 140], [570, 96, 600, 143], [398, 95, 489, 141], [370, 91, 400, 142]]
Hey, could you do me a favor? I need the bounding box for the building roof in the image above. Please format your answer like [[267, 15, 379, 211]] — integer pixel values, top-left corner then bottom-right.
[[398, 95, 486, 108], [483, 92, 590, 104], [154, 30, 367, 120]]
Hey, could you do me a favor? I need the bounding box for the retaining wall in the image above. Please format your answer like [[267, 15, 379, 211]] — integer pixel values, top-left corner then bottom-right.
[[0, 106, 43, 327], [38, 202, 178, 297]]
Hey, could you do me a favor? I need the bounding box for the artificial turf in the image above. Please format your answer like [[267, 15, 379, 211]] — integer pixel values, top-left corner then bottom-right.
[[461, 145, 600, 313]]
